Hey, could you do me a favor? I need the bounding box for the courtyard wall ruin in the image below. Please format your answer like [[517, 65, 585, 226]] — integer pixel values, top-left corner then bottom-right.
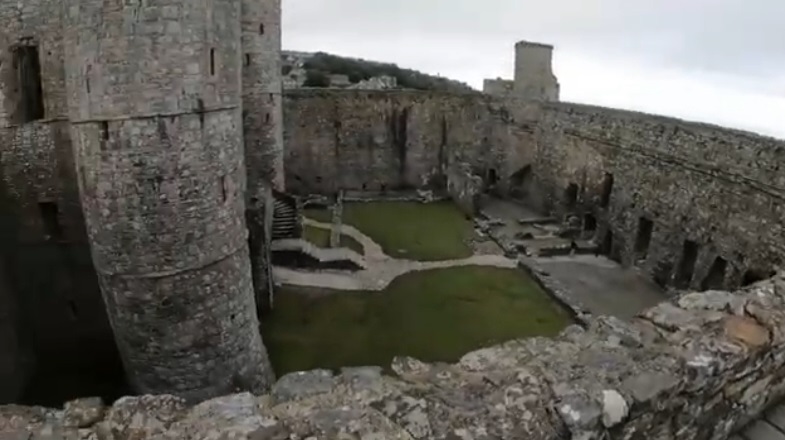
[[283, 90, 785, 294], [534, 102, 785, 292], [282, 89, 535, 196]]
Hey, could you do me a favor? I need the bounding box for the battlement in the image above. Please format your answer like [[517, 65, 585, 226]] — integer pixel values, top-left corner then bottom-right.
[[515, 40, 555, 50]]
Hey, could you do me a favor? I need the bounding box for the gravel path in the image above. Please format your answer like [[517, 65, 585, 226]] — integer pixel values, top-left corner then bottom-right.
[[273, 218, 517, 291]]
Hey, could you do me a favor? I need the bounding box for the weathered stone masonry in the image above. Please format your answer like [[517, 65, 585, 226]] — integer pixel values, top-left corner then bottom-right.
[[283, 88, 785, 293], [0, 0, 119, 402], [242, 0, 285, 313], [282, 89, 535, 198], [532, 102, 785, 292], [62, 0, 274, 401]]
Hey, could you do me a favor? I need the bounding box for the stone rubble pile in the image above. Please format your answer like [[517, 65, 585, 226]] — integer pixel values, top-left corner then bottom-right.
[[3, 274, 785, 439]]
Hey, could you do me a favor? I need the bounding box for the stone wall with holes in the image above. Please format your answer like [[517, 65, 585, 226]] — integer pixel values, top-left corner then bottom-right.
[[4, 274, 785, 440], [282, 89, 537, 196], [530, 101, 785, 292]]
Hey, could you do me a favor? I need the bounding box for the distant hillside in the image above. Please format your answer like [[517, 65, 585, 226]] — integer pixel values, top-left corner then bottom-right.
[[282, 51, 475, 93]]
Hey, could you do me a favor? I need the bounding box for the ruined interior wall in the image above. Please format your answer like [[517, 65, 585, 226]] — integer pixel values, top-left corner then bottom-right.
[[532, 102, 785, 291], [0, 0, 118, 396], [282, 90, 535, 196]]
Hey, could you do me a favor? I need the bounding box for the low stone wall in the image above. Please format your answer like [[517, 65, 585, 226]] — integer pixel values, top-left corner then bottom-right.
[[3, 273, 785, 439]]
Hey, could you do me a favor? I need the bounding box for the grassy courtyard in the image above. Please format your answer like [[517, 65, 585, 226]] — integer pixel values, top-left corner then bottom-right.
[[304, 201, 474, 261], [261, 266, 572, 375], [303, 224, 366, 255]]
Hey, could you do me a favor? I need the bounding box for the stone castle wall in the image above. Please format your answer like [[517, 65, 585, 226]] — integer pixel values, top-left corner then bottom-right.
[[4, 274, 785, 440], [531, 102, 785, 292], [282, 89, 535, 196]]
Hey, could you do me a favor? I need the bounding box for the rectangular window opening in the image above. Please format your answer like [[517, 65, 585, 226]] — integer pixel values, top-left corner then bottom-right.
[[564, 183, 579, 210], [634, 217, 654, 260], [210, 48, 216, 76], [14, 44, 45, 123], [100, 120, 109, 141], [701, 256, 727, 290], [600, 173, 614, 208], [583, 213, 597, 233], [675, 240, 699, 288], [38, 201, 62, 240]]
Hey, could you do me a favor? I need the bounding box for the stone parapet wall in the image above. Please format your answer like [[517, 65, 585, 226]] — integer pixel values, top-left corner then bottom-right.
[[3, 273, 785, 439]]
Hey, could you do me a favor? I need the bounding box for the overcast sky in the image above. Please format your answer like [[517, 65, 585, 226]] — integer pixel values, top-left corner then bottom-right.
[[283, 0, 785, 139]]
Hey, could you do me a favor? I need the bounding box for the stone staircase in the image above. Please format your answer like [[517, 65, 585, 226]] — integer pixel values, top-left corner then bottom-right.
[[270, 238, 367, 272], [272, 191, 300, 240]]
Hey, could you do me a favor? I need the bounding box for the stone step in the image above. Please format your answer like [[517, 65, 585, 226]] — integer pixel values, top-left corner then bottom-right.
[[275, 205, 296, 212]]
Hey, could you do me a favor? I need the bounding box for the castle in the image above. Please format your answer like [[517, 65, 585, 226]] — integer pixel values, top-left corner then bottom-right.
[[2, 1, 785, 439]]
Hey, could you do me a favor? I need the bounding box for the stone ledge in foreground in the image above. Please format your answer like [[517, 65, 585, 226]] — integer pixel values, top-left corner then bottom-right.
[[2, 273, 785, 440]]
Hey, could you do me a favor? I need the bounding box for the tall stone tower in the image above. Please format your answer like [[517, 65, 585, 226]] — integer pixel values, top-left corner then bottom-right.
[[243, 0, 285, 195], [63, 0, 274, 401], [513, 41, 560, 101], [241, 0, 285, 311]]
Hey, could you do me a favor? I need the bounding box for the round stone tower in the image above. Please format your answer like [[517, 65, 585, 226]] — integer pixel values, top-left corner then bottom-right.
[[241, 0, 285, 312], [62, 0, 274, 401], [514, 40, 560, 101], [242, 0, 285, 196]]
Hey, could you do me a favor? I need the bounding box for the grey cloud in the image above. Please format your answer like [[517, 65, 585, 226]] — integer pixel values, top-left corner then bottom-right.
[[284, 0, 785, 79]]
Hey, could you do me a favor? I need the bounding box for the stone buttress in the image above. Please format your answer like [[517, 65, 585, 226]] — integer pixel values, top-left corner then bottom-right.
[[62, 0, 274, 401]]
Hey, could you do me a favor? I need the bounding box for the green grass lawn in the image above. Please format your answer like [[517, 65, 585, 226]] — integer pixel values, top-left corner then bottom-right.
[[261, 266, 573, 376], [303, 224, 365, 255], [303, 201, 474, 261]]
